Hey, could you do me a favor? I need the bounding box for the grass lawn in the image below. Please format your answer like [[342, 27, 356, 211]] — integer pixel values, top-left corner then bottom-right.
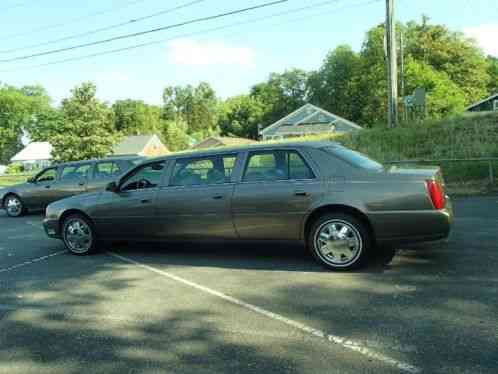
[[0, 175, 30, 187]]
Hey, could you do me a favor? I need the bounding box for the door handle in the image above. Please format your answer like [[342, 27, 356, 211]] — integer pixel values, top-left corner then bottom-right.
[[212, 195, 224, 200], [45, 185, 51, 189], [294, 191, 308, 197], [78, 181, 85, 186], [140, 199, 151, 204]]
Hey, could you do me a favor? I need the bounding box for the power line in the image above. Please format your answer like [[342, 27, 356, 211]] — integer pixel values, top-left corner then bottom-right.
[[0, 0, 150, 41], [0, 0, 289, 64], [0, 0, 380, 73], [0, 0, 208, 54]]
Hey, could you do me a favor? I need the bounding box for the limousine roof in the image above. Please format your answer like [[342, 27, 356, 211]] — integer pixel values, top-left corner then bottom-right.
[[148, 140, 339, 162], [52, 156, 144, 167]]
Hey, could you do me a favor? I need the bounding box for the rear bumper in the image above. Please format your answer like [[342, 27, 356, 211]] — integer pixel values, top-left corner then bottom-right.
[[369, 198, 453, 247], [43, 218, 62, 239]]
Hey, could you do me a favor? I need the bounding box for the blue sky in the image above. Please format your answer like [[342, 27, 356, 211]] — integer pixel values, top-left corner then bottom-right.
[[0, 0, 496, 105]]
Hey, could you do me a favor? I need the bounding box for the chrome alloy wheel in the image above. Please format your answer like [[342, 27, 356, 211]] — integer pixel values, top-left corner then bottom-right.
[[313, 219, 363, 266], [5, 196, 22, 217], [64, 218, 93, 254]]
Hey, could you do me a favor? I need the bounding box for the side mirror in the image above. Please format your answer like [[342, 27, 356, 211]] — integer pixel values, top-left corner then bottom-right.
[[106, 181, 118, 193], [27, 177, 35, 183]]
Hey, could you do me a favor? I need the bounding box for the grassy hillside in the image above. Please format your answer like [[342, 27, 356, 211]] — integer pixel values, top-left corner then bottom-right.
[[287, 112, 498, 190]]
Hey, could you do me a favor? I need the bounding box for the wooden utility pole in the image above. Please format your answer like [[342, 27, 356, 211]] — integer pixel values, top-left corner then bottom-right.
[[385, 0, 398, 128], [400, 28, 406, 122]]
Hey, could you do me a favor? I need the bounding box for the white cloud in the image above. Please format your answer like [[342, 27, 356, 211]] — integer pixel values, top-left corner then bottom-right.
[[167, 39, 255, 67], [464, 24, 498, 57]]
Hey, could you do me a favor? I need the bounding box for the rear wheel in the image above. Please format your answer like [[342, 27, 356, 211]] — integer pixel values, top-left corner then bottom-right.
[[308, 213, 371, 271], [62, 214, 98, 255], [4, 194, 24, 217]]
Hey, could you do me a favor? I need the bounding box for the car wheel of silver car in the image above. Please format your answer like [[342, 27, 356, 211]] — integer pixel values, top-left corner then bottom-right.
[[4, 194, 24, 217], [308, 213, 371, 271], [62, 214, 97, 255]]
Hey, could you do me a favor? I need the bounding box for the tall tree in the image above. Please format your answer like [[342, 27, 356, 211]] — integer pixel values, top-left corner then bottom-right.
[[487, 56, 498, 94], [112, 99, 161, 135], [159, 119, 192, 152], [218, 95, 265, 139], [162, 82, 219, 135], [405, 18, 490, 103], [51, 82, 116, 162], [308, 45, 362, 122], [404, 57, 466, 118], [251, 69, 309, 128], [0, 84, 52, 163]]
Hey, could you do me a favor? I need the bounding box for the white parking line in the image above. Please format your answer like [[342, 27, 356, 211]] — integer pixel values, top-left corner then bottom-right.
[[0, 250, 67, 274], [107, 251, 421, 373]]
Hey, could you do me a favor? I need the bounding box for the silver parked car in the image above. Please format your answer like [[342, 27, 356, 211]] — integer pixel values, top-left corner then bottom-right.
[[43, 142, 453, 270], [0, 157, 142, 217]]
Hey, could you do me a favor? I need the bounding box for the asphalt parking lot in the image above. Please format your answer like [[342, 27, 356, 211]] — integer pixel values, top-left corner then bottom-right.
[[0, 197, 497, 374]]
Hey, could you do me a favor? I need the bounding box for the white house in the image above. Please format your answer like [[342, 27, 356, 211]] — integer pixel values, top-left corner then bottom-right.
[[10, 142, 53, 171], [260, 103, 362, 141], [0, 165, 6, 175]]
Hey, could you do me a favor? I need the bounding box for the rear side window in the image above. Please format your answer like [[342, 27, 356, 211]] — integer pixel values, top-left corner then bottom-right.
[[171, 155, 237, 187], [95, 161, 122, 179], [61, 164, 92, 180], [323, 146, 383, 170], [243, 150, 314, 182]]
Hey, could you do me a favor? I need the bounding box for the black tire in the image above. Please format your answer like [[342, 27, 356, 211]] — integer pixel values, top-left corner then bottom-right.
[[307, 213, 372, 271], [62, 214, 98, 255], [4, 194, 25, 217]]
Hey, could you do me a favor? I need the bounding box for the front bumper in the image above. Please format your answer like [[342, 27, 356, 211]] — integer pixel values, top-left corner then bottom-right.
[[43, 218, 62, 239]]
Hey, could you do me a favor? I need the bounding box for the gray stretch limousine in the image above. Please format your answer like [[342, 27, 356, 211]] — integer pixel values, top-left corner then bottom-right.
[[43, 141, 453, 270], [1, 157, 141, 217]]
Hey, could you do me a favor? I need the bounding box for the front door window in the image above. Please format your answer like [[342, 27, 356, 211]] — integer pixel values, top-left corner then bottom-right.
[[120, 162, 165, 192], [35, 168, 57, 183]]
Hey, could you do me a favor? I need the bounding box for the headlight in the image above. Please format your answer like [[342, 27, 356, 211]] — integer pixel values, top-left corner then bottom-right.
[[45, 204, 59, 220]]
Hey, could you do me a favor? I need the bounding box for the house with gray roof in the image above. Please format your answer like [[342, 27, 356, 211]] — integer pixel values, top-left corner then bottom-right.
[[465, 93, 498, 113], [111, 134, 169, 157], [260, 103, 362, 141]]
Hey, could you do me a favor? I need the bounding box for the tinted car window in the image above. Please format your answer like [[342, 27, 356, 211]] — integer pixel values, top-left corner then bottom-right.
[[323, 146, 383, 170], [95, 161, 122, 179], [61, 164, 92, 180], [35, 168, 57, 183], [121, 161, 165, 191], [243, 151, 314, 182], [171, 155, 236, 187]]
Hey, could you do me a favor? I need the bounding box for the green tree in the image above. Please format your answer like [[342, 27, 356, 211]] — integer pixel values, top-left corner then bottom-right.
[[404, 57, 466, 118], [308, 45, 362, 122], [162, 82, 219, 135], [405, 18, 490, 103], [159, 119, 191, 152], [487, 56, 498, 94], [251, 69, 309, 128], [0, 84, 52, 163], [355, 25, 388, 126], [218, 95, 265, 139], [112, 99, 161, 135], [51, 82, 116, 162]]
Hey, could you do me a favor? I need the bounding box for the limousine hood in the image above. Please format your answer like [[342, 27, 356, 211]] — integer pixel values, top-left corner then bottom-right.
[[45, 191, 104, 219]]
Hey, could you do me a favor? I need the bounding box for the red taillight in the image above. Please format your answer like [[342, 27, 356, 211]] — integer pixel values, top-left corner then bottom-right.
[[426, 180, 446, 210]]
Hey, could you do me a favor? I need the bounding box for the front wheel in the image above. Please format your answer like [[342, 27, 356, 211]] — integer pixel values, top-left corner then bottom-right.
[[4, 194, 24, 217], [62, 214, 98, 255], [308, 213, 372, 271]]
